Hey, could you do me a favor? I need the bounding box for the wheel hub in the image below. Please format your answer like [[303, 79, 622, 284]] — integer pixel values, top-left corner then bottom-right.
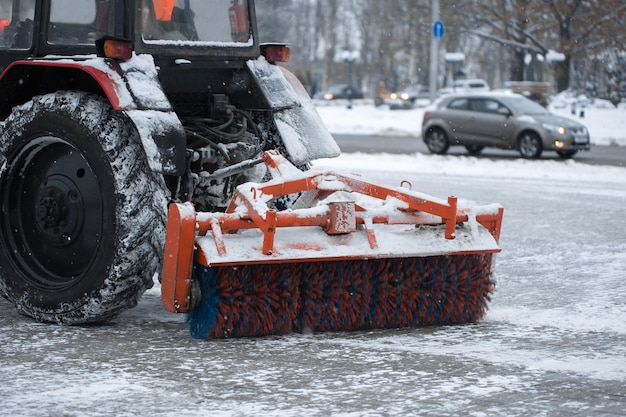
[[35, 175, 84, 245], [37, 188, 67, 233]]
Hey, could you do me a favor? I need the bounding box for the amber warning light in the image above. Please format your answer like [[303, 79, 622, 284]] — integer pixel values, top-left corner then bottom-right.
[[96, 37, 133, 61], [261, 44, 291, 63]]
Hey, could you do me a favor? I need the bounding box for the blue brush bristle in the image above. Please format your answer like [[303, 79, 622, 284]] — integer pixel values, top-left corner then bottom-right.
[[187, 264, 219, 339]]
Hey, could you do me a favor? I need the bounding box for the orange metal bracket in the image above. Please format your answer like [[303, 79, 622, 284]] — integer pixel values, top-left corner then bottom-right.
[[161, 202, 197, 313]]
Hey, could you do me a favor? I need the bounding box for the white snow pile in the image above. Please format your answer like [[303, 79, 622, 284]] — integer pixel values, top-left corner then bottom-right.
[[312, 151, 626, 185]]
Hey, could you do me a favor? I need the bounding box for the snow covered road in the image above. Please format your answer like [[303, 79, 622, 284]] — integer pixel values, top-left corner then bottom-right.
[[1, 152, 625, 416]]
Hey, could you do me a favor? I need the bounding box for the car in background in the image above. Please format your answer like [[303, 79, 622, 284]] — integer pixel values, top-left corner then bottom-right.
[[422, 92, 590, 158], [387, 84, 429, 109], [314, 84, 364, 100], [438, 79, 490, 96]]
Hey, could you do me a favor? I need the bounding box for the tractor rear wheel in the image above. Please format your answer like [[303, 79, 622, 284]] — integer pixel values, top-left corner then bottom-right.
[[0, 92, 168, 324]]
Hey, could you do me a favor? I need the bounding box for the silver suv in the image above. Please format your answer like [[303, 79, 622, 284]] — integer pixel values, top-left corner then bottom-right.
[[422, 93, 590, 158]]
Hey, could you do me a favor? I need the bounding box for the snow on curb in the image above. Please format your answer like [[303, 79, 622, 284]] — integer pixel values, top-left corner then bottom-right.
[[312, 152, 626, 185]]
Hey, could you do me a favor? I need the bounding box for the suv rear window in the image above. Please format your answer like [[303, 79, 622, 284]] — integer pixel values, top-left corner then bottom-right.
[[448, 98, 469, 110], [469, 98, 500, 113]]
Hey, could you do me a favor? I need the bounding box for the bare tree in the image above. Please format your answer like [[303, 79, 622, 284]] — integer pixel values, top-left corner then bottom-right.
[[358, 0, 432, 94], [541, 0, 626, 92], [255, 0, 294, 43], [260, 0, 626, 97], [471, 0, 548, 82]]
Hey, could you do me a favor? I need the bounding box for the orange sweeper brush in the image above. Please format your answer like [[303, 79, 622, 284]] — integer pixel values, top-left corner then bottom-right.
[[161, 151, 503, 338]]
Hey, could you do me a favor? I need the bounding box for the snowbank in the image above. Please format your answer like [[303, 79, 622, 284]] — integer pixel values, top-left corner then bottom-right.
[[312, 151, 626, 186]]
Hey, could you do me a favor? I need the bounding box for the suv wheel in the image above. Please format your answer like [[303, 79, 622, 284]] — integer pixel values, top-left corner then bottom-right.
[[424, 127, 450, 155], [518, 131, 543, 159], [0, 92, 168, 324]]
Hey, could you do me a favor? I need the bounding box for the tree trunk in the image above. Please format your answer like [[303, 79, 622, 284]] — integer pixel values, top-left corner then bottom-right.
[[510, 48, 526, 81], [554, 55, 570, 93]]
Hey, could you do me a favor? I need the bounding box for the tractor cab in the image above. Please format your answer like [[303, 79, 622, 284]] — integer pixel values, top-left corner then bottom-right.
[[0, 0, 261, 70]]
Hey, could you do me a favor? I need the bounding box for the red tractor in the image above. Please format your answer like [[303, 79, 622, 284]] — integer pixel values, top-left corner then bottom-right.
[[0, 0, 502, 337], [0, 0, 339, 323]]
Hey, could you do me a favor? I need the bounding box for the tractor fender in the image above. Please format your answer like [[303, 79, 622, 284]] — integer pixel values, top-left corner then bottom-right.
[[246, 58, 340, 166], [0, 55, 185, 175]]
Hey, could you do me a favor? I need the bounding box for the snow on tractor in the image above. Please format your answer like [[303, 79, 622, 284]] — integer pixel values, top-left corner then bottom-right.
[[0, 0, 503, 337]]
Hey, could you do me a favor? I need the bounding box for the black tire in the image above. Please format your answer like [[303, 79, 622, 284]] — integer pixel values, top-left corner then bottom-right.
[[518, 131, 543, 159], [0, 92, 168, 324], [556, 149, 578, 159], [465, 144, 484, 156], [424, 127, 450, 155]]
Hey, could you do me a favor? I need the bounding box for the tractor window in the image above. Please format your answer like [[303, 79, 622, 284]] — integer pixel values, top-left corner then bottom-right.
[[0, 0, 35, 49], [48, 0, 97, 45], [142, 0, 251, 45]]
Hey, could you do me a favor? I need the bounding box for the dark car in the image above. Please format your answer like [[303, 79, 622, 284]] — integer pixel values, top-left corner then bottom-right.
[[387, 84, 429, 109], [314, 84, 363, 100], [422, 93, 590, 158]]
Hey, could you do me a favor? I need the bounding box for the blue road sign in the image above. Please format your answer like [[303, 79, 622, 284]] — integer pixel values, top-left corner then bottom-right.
[[433, 20, 445, 39]]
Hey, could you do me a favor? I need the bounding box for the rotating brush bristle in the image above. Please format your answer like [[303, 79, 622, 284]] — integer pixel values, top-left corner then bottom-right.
[[187, 254, 495, 339]]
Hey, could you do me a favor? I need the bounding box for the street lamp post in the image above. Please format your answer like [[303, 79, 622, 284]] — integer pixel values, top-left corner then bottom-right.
[[429, 0, 441, 102]]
